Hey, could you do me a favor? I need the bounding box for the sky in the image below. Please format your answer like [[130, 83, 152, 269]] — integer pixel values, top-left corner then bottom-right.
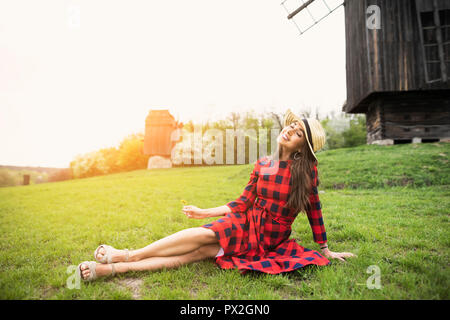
[[0, 0, 346, 168]]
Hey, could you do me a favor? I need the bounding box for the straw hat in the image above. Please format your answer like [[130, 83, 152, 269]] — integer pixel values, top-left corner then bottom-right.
[[283, 109, 326, 162]]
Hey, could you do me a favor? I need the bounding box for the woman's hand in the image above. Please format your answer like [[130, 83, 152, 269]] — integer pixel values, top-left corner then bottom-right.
[[321, 248, 357, 262], [182, 205, 209, 219]]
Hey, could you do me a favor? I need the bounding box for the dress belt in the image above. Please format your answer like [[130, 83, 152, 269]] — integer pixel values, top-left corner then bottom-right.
[[254, 198, 294, 227]]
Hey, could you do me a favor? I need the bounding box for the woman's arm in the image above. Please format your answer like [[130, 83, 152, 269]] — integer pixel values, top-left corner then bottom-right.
[[307, 166, 357, 262], [306, 165, 328, 246], [182, 158, 261, 219], [202, 205, 232, 217], [309, 190, 356, 262], [182, 205, 231, 219]]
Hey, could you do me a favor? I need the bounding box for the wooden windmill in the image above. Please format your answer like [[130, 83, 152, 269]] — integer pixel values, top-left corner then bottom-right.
[[282, 0, 450, 145], [144, 109, 183, 169]]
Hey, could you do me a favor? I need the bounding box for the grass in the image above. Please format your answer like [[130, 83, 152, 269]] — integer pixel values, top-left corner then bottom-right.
[[316, 142, 449, 189], [0, 142, 449, 299]]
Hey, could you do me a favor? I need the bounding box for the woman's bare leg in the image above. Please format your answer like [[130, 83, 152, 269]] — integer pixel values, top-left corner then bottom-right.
[[81, 243, 221, 280], [95, 227, 218, 262]]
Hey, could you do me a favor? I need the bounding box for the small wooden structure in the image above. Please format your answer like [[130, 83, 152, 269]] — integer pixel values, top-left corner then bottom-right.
[[342, 0, 450, 144], [144, 110, 183, 168], [23, 174, 30, 185]]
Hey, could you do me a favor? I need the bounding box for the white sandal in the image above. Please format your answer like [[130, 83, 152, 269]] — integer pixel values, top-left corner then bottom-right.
[[94, 244, 129, 264], [77, 261, 116, 281]]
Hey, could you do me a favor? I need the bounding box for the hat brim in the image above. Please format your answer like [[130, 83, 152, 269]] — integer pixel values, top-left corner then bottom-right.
[[283, 110, 318, 162]]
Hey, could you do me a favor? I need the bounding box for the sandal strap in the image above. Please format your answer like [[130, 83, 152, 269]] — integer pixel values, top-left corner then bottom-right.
[[94, 244, 109, 264], [106, 246, 113, 264], [88, 261, 97, 280], [94, 246, 101, 263], [111, 263, 116, 276], [78, 261, 97, 281], [95, 244, 129, 264], [77, 262, 84, 279]]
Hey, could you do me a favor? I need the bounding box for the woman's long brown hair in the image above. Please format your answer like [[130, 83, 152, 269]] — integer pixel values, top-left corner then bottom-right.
[[269, 138, 318, 214]]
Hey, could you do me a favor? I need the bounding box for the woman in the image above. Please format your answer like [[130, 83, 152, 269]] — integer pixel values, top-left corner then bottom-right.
[[78, 109, 356, 281]]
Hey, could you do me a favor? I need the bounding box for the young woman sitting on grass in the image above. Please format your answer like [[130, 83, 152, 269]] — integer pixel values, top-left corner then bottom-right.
[[78, 109, 356, 281]]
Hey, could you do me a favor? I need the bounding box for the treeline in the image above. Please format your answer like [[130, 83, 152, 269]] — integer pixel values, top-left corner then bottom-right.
[[0, 133, 149, 187], [69, 132, 149, 179], [0, 167, 72, 187], [171, 110, 366, 165], [0, 109, 367, 186], [68, 109, 367, 179]]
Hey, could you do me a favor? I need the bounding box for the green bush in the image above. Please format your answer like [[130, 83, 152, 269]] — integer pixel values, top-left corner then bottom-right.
[[70, 132, 149, 179], [322, 114, 366, 150], [342, 115, 367, 147]]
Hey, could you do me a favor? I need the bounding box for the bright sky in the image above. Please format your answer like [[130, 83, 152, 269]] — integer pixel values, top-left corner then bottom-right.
[[0, 0, 346, 168]]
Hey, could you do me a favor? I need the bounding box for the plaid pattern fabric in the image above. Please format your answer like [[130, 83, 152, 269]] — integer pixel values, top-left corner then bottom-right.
[[202, 156, 331, 274]]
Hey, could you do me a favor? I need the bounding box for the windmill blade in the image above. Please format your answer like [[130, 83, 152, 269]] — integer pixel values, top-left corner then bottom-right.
[[286, 0, 315, 20], [281, 0, 344, 35]]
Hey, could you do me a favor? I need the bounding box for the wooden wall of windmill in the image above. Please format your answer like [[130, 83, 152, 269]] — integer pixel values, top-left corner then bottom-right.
[[342, 0, 450, 145], [143, 109, 183, 169]]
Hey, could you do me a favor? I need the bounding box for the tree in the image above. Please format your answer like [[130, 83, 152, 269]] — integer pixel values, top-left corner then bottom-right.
[[117, 133, 149, 171], [98, 147, 120, 174], [70, 151, 108, 178], [342, 114, 367, 147], [321, 118, 346, 150], [228, 112, 241, 130]]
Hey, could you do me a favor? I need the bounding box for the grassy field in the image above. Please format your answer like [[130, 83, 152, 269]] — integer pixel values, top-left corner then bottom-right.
[[0, 142, 449, 300]]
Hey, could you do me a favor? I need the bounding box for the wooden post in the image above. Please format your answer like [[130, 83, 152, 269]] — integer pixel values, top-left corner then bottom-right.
[[23, 174, 30, 185]]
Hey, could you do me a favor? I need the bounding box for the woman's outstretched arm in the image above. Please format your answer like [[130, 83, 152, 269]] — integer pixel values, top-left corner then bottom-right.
[[182, 205, 231, 219], [307, 165, 357, 262], [306, 166, 327, 246], [202, 205, 232, 217], [183, 158, 261, 219]]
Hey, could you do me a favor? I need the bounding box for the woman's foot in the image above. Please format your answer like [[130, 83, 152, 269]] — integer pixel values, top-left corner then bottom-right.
[[79, 262, 115, 280], [95, 245, 130, 263]]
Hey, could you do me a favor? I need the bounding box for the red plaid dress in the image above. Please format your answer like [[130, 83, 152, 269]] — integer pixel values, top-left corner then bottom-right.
[[201, 156, 331, 274]]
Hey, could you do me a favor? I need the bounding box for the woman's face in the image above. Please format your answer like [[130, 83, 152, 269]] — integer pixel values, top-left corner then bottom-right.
[[277, 121, 306, 152]]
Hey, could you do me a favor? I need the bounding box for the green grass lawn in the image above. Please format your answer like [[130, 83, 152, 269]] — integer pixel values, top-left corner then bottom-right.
[[0, 142, 449, 299]]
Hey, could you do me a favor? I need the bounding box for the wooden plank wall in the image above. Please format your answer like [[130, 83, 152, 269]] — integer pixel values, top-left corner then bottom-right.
[[365, 100, 383, 142], [344, 0, 449, 114], [415, 0, 450, 13], [344, 0, 370, 113], [365, 92, 450, 143]]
